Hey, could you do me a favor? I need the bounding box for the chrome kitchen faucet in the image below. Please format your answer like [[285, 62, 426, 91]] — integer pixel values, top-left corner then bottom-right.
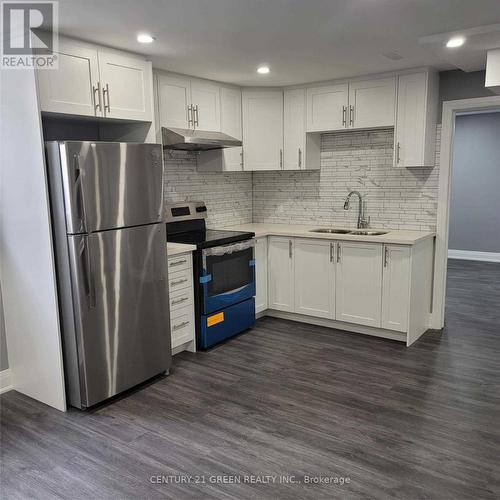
[[344, 191, 370, 229]]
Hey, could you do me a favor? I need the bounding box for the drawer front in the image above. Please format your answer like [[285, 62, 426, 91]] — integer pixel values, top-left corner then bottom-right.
[[170, 306, 195, 348], [167, 253, 192, 273], [169, 287, 193, 311], [168, 267, 193, 292]]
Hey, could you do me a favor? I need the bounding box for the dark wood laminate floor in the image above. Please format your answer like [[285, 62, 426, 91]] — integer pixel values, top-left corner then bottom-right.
[[1, 260, 499, 500]]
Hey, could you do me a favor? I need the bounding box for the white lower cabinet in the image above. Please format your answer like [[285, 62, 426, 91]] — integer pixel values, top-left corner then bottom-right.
[[255, 237, 268, 314], [268, 236, 294, 312], [167, 252, 196, 354], [335, 241, 383, 327], [381, 245, 411, 332], [294, 238, 335, 319]]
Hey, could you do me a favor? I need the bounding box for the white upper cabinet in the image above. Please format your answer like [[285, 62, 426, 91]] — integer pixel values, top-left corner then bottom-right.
[[242, 90, 283, 171], [306, 84, 349, 132], [283, 88, 306, 170], [268, 236, 294, 312], [335, 241, 383, 328], [37, 38, 153, 122], [37, 40, 99, 117], [98, 51, 153, 121], [381, 244, 411, 332], [197, 86, 243, 172], [190, 79, 221, 131], [394, 71, 438, 168], [157, 74, 191, 129], [294, 238, 335, 319], [348, 77, 396, 129]]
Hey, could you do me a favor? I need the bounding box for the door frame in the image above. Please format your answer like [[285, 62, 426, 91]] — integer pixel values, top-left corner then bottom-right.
[[431, 95, 500, 329]]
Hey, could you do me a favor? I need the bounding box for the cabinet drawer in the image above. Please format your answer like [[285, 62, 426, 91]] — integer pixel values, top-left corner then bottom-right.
[[169, 287, 193, 311], [167, 253, 191, 272], [168, 267, 193, 292], [170, 306, 195, 348]]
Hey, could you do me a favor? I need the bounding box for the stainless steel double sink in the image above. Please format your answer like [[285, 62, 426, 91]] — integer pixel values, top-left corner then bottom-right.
[[310, 228, 388, 236]]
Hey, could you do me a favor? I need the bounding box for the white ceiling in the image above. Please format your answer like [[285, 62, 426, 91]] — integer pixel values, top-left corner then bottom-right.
[[56, 0, 500, 86]]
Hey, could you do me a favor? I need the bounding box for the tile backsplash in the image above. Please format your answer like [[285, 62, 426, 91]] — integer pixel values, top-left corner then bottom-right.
[[253, 127, 441, 231], [163, 151, 253, 227], [163, 127, 440, 231]]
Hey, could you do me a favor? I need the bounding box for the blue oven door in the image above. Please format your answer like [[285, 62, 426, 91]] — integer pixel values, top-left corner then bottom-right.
[[200, 239, 256, 315]]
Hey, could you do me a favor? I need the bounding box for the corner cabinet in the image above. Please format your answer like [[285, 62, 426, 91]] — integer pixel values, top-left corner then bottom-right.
[[37, 38, 153, 122], [394, 71, 438, 168], [242, 90, 284, 171]]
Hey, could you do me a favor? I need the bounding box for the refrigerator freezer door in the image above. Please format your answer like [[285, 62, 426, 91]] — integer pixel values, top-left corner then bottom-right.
[[67, 224, 171, 408], [59, 142, 164, 234]]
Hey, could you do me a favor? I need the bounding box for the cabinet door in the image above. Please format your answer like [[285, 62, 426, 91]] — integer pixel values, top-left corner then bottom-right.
[[381, 245, 411, 332], [242, 90, 283, 171], [336, 242, 383, 327], [306, 84, 348, 132], [394, 73, 427, 167], [283, 88, 306, 170], [268, 237, 294, 312], [157, 74, 191, 129], [255, 237, 268, 314], [191, 79, 221, 131], [348, 77, 396, 129], [37, 40, 99, 116], [294, 238, 335, 319], [98, 51, 153, 121], [220, 87, 243, 171]]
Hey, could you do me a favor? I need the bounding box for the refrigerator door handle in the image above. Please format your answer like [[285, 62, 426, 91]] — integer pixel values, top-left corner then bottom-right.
[[73, 154, 88, 233], [82, 236, 96, 308]]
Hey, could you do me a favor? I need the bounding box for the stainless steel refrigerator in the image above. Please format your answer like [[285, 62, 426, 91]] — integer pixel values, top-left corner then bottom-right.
[[45, 141, 171, 409]]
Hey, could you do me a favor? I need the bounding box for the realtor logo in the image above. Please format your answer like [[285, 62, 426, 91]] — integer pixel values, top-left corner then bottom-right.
[[1, 1, 58, 68]]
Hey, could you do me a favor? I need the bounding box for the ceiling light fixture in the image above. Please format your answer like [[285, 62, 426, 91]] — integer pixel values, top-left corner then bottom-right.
[[446, 36, 465, 48], [137, 33, 155, 44], [257, 65, 270, 74]]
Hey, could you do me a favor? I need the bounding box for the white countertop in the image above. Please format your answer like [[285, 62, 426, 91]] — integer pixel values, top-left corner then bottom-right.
[[227, 223, 435, 245], [167, 242, 197, 257]]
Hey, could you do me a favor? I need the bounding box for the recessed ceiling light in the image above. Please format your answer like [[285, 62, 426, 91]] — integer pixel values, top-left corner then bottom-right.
[[446, 37, 465, 48], [137, 33, 155, 44], [257, 65, 270, 74]]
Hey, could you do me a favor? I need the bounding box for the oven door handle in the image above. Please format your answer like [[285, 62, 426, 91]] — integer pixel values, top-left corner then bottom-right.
[[215, 284, 252, 296]]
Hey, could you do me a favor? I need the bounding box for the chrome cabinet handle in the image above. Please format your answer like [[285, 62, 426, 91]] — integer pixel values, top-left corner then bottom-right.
[[342, 105, 347, 127], [172, 296, 189, 305], [194, 105, 199, 127], [280, 149, 283, 169], [169, 259, 187, 267], [330, 242, 334, 263], [171, 278, 188, 286], [349, 105, 354, 126], [187, 105, 193, 127], [172, 320, 190, 331], [82, 236, 95, 308], [93, 82, 102, 113], [337, 242, 341, 263], [384, 246, 389, 267], [396, 142, 401, 164], [102, 83, 110, 113], [298, 148, 302, 168], [289, 240, 292, 258]]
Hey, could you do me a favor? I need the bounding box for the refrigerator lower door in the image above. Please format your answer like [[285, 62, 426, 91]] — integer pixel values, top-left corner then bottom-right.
[[67, 224, 171, 408]]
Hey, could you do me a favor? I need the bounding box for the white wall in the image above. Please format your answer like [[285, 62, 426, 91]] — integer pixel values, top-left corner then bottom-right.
[[449, 112, 500, 253]]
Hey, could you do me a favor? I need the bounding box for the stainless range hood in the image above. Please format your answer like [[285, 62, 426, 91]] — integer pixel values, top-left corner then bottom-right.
[[162, 127, 242, 151]]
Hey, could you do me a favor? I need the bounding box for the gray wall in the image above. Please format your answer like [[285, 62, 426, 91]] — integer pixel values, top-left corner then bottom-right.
[[0, 284, 8, 370], [449, 112, 500, 253], [438, 70, 495, 122]]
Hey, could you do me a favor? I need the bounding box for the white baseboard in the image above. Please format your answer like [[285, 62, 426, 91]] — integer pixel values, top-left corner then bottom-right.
[[0, 369, 13, 394], [448, 249, 500, 263]]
